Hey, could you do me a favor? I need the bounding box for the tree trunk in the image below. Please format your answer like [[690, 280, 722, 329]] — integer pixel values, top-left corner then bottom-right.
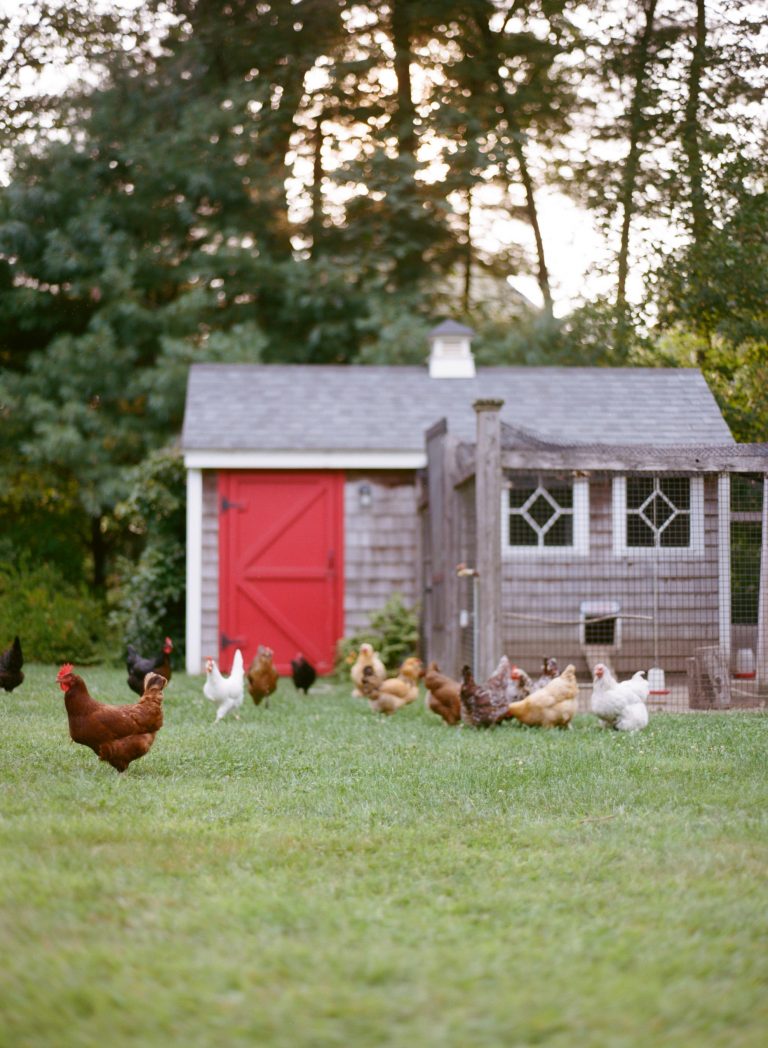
[[463, 189, 472, 314], [616, 0, 659, 354], [391, 0, 416, 157], [475, 12, 553, 316], [511, 138, 553, 316], [90, 515, 107, 591], [309, 111, 325, 259], [683, 0, 709, 247], [389, 0, 422, 289]]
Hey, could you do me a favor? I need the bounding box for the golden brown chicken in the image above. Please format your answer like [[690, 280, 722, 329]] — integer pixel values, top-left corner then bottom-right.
[[246, 645, 279, 707], [376, 656, 423, 706], [459, 657, 513, 727], [423, 661, 461, 725], [350, 642, 386, 698], [504, 663, 579, 728], [359, 665, 400, 714], [55, 665, 166, 771], [359, 665, 408, 716]]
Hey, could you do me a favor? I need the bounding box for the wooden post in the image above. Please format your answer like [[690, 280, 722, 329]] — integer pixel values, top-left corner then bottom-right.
[[757, 473, 768, 687], [185, 466, 203, 674], [425, 421, 448, 669], [474, 399, 503, 680], [717, 473, 732, 664]]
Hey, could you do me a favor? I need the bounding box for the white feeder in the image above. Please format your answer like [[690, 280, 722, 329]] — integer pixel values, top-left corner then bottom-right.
[[734, 649, 756, 679], [648, 667, 669, 695]]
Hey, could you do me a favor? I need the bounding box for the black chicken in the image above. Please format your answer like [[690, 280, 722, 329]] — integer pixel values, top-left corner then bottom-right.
[[291, 653, 317, 695], [0, 635, 24, 692], [126, 637, 173, 695]]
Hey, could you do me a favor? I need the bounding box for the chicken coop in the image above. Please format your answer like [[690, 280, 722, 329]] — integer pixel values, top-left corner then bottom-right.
[[421, 401, 768, 711], [182, 318, 763, 697]]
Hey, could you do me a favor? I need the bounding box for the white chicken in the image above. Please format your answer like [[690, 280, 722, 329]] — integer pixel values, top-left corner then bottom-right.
[[204, 649, 244, 723], [590, 663, 649, 732]]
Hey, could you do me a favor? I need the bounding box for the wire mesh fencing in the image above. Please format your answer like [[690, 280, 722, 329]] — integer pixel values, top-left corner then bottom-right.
[[493, 469, 765, 711]]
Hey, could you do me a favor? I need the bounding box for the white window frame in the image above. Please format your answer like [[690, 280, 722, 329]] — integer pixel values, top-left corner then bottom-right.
[[612, 475, 704, 557], [502, 476, 590, 558]]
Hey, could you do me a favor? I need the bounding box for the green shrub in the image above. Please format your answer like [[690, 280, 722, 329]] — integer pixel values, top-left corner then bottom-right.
[[0, 560, 108, 663], [335, 592, 420, 676], [109, 448, 186, 657]]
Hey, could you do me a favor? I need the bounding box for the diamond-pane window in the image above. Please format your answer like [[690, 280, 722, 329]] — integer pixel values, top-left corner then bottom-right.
[[625, 477, 694, 549], [504, 477, 588, 555]]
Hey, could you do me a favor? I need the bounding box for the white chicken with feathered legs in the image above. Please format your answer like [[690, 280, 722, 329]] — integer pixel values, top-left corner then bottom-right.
[[590, 663, 649, 732], [204, 649, 244, 723]]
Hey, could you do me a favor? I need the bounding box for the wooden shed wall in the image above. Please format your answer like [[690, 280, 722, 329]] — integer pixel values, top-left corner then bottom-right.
[[500, 475, 720, 677], [198, 470, 420, 657], [343, 471, 419, 634]]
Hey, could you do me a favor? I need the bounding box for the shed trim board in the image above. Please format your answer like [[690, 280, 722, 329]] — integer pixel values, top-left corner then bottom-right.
[[183, 450, 426, 470], [185, 467, 203, 673]]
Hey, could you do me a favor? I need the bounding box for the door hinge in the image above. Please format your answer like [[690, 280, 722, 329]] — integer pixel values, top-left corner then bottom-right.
[[221, 496, 246, 513], [221, 633, 246, 649]]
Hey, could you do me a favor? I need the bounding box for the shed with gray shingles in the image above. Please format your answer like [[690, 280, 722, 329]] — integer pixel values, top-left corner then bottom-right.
[[181, 324, 759, 685]]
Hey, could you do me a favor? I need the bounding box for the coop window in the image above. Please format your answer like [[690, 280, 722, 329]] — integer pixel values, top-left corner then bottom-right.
[[503, 476, 589, 556], [613, 475, 704, 556], [730, 474, 764, 626]]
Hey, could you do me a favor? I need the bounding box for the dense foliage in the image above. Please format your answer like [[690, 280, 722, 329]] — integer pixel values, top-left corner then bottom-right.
[[109, 447, 187, 660], [335, 593, 421, 675], [0, 0, 765, 605], [0, 559, 107, 662]]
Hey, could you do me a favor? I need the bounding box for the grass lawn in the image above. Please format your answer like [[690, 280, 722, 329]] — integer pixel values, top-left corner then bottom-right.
[[1, 663, 766, 1048]]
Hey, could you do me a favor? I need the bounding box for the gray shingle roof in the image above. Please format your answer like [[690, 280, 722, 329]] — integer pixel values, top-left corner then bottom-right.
[[428, 319, 476, 337], [181, 364, 734, 453]]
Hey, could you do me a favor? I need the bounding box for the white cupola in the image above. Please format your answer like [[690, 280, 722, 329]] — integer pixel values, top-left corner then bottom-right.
[[427, 319, 477, 378]]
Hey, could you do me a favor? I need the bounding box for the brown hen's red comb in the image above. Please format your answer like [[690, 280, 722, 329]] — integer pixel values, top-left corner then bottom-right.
[[57, 663, 74, 678]]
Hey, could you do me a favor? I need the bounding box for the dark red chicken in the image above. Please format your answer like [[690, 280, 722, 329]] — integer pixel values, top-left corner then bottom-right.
[[423, 661, 461, 726], [56, 664, 166, 772], [247, 645, 279, 707]]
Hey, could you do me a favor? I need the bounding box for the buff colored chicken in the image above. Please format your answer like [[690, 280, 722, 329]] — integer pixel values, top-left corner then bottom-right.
[[423, 661, 461, 725], [350, 642, 386, 698], [358, 665, 407, 716], [505, 663, 579, 729], [376, 656, 423, 706]]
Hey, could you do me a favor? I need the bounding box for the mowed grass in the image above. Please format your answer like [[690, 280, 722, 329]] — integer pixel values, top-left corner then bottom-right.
[[1, 665, 766, 1048]]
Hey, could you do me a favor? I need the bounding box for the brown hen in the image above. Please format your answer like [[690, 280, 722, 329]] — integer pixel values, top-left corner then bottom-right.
[[423, 662, 461, 725], [56, 665, 166, 772], [246, 645, 279, 707]]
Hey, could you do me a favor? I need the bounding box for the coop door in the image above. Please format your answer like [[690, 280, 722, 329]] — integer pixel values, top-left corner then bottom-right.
[[218, 471, 344, 675]]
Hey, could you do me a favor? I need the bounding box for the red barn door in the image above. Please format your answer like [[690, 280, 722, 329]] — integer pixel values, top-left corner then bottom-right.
[[218, 471, 344, 675]]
